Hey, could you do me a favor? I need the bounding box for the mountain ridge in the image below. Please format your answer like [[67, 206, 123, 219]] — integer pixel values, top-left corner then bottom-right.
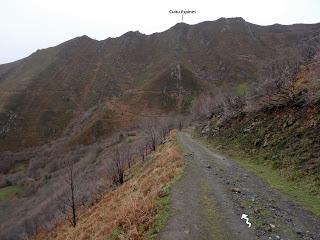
[[2, 17, 320, 67], [0, 17, 320, 151]]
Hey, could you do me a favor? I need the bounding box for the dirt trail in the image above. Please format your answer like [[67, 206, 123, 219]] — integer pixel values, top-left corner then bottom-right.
[[159, 132, 320, 240]]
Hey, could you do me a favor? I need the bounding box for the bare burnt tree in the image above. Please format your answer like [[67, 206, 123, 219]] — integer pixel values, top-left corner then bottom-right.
[[257, 59, 302, 106], [144, 118, 159, 151], [60, 159, 78, 228], [176, 114, 190, 131], [107, 146, 126, 186], [299, 34, 320, 62], [189, 93, 229, 121], [159, 117, 172, 143], [144, 142, 150, 157], [137, 144, 146, 161], [190, 94, 215, 120], [123, 143, 133, 169], [136, 138, 148, 161], [178, 120, 183, 131], [222, 92, 246, 117], [149, 126, 158, 151]]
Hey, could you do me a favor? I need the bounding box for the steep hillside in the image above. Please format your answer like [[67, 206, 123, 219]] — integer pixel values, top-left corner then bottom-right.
[[1, 18, 320, 151], [194, 49, 320, 200], [201, 103, 320, 191], [33, 132, 183, 240]]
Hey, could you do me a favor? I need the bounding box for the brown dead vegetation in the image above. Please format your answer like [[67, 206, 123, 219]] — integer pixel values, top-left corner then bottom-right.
[[33, 131, 183, 240]]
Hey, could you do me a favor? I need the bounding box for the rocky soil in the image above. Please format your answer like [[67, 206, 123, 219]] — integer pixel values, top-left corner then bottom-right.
[[160, 132, 320, 240]]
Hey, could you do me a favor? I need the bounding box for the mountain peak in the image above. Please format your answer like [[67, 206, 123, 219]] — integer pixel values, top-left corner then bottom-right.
[[216, 17, 246, 24], [173, 22, 189, 27], [120, 30, 144, 38], [230, 17, 246, 22], [77, 35, 94, 41], [168, 22, 190, 33]]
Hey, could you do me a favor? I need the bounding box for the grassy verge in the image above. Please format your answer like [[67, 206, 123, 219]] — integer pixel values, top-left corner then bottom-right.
[[0, 185, 24, 201], [193, 131, 320, 217], [146, 140, 186, 239], [145, 186, 171, 239]]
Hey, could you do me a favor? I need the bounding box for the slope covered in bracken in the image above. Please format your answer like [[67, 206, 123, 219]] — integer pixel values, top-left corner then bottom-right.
[[33, 132, 183, 240]]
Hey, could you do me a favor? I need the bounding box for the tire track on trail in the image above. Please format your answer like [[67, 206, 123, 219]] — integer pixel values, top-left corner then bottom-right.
[[159, 132, 320, 240]]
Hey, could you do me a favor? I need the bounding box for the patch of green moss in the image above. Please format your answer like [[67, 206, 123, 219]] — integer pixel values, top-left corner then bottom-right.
[[9, 161, 28, 173], [145, 186, 171, 239], [0, 186, 24, 201], [200, 182, 227, 239], [235, 82, 248, 97], [109, 227, 125, 240], [180, 95, 194, 113]]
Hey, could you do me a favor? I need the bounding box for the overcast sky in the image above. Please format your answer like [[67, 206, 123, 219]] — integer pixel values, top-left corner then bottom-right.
[[1, 0, 320, 64]]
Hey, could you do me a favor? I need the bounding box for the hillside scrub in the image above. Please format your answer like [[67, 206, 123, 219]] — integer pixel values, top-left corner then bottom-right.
[[191, 48, 320, 199], [190, 35, 320, 124], [0, 112, 180, 240], [192, 49, 320, 187], [198, 104, 320, 197], [33, 131, 183, 240]]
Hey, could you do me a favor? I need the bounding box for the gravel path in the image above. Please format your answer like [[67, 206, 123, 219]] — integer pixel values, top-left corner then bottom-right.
[[159, 132, 320, 240]]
